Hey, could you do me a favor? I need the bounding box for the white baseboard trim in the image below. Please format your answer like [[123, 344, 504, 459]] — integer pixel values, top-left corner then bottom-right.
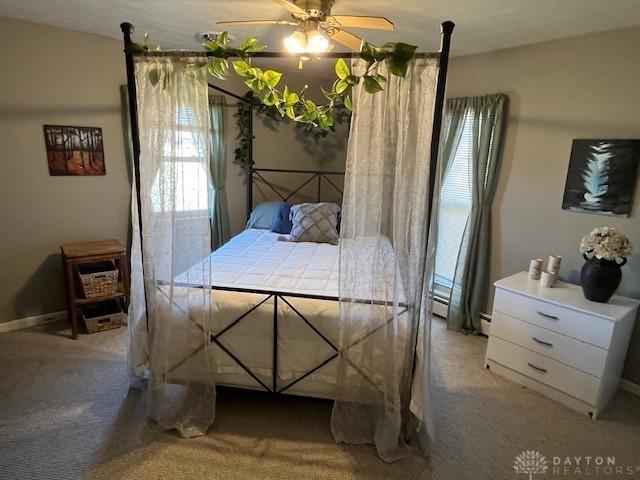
[[432, 294, 492, 336], [480, 318, 491, 336], [0, 310, 67, 334], [620, 379, 640, 397]]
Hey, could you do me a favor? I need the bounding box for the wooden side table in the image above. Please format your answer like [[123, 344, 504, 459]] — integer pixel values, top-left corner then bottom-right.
[[61, 239, 129, 339]]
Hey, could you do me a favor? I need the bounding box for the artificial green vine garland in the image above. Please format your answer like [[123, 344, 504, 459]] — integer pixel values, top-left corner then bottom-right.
[[233, 91, 350, 175], [206, 33, 417, 131], [129, 31, 418, 132]]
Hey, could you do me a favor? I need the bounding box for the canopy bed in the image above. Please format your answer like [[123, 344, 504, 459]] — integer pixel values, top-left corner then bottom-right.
[[121, 14, 454, 462]]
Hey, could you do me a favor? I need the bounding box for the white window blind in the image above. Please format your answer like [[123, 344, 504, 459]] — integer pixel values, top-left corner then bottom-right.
[[151, 106, 209, 213], [435, 112, 474, 288]]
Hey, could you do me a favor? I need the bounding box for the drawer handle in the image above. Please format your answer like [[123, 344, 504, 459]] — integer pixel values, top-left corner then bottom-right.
[[536, 311, 558, 320], [528, 362, 548, 374], [532, 337, 553, 348]]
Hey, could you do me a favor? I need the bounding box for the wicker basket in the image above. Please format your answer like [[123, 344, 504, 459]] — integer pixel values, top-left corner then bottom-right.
[[76, 261, 119, 298], [81, 300, 125, 333]]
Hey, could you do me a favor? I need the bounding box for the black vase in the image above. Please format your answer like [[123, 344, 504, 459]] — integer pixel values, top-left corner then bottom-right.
[[580, 254, 627, 303]]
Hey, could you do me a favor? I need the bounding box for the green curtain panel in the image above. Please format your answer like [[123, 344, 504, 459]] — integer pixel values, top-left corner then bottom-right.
[[446, 94, 507, 333], [208, 95, 230, 250]]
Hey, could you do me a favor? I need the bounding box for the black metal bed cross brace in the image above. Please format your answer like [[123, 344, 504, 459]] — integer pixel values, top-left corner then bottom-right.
[[252, 167, 344, 205], [163, 282, 409, 396], [207, 290, 409, 395]]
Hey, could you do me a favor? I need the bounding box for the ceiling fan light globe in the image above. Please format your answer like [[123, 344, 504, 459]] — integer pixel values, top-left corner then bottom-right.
[[307, 30, 330, 53], [284, 30, 307, 53]]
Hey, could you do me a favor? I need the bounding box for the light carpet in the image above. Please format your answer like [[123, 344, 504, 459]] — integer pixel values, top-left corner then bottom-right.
[[1, 318, 639, 480]]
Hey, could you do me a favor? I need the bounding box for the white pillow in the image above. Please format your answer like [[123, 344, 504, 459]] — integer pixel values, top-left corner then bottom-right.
[[289, 202, 341, 245]]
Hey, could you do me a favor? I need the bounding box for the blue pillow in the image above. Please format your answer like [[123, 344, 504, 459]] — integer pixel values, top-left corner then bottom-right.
[[271, 202, 293, 234], [246, 201, 282, 230]]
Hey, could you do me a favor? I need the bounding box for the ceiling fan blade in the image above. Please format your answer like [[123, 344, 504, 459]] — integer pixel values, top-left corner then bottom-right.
[[325, 28, 363, 52], [217, 19, 298, 26], [271, 0, 309, 18], [327, 15, 394, 31]]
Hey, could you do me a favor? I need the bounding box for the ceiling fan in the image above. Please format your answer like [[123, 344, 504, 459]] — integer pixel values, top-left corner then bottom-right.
[[217, 0, 394, 54]]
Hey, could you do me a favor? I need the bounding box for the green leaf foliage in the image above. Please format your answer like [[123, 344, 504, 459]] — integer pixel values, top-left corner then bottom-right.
[[262, 70, 282, 88], [387, 60, 408, 77], [232, 60, 252, 77], [334, 79, 349, 94], [344, 95, 353, 112], [262, 89, 279, 106], [240, 37, 264, 53], [284, 89, 299, 107], [125, 41, 148, 54], [335, 58, 350, 80], [393, 42, 418, 62], [140, 30, 416, 131], [345, 75, 360, 86], [363, 75, 383, 94], [208, 58, 229, 80], [244, 77, 265, 92]]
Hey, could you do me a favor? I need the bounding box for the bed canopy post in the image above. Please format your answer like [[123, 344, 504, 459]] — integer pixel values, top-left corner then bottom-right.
[[120, 21, 149, 325], [247, 112, 254, 222], [409, 20, 454, 383], [427, 20, 454, 225], [120, 22, 143, 228]]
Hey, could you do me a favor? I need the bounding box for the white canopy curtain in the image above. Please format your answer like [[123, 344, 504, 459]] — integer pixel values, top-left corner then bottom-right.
[[332, 57, 439, 461], [128, 55, 216, 436]]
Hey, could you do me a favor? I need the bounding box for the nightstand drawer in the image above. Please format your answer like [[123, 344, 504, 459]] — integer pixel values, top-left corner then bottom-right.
[[487, 336, 600, 405], [494, 289, 614, 349], [491, 312, 608, 377]]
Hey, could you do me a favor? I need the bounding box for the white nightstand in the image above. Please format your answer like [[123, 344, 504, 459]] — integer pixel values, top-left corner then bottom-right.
[[485, 271, 639, 419]]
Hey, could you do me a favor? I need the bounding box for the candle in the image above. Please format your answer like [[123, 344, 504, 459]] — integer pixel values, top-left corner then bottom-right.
[[528, 259, 543, 280], [547, 255, 562, 274], [540, 271, 556, 288]]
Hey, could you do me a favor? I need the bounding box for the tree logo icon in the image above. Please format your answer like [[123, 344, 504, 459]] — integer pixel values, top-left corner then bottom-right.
[[513, 450, 548, 479]]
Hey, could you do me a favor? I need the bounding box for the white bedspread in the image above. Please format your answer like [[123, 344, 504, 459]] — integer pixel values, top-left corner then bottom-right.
[[177, 229, 339, 296], [169, 229, 405, 399], [169, 229, 341, 397]]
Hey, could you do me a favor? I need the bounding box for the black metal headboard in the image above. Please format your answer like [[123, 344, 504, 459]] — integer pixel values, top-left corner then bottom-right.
[[247, 167, 345, 221]]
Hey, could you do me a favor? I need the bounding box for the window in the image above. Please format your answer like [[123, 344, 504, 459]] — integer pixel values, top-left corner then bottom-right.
[[434, 112, 474, 289], [150, 107, 210, 213]]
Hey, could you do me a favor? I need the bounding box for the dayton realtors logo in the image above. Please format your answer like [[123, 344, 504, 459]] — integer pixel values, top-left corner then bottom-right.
[[513, 450, 549, 479], [513, 451, 640, 477]]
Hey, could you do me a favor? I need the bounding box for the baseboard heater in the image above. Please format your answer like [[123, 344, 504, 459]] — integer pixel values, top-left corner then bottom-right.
[[432, 294, 491, 336]]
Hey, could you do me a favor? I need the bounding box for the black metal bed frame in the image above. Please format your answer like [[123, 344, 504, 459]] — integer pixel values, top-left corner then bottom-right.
[[120, 20, 454, 396], [251, 167, 344, 213], [165, 279, 409, 395]]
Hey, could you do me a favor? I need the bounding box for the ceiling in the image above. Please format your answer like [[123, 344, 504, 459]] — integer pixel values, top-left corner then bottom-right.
[[1, 0, 639, 56]]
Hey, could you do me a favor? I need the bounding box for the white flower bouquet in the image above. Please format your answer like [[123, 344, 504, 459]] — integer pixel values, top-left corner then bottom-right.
[[579, 227, 633, 261]]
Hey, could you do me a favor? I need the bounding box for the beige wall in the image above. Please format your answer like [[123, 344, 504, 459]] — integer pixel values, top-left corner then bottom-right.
[[0, 17, 348, 323], [447, 26, 640, 382], [212, 59, 349, 236], [0, 17, 130, 323]]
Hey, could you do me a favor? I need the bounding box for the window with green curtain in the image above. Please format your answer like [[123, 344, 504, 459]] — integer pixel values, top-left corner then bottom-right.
[[208, 95, 230, 250], [435, 110, 474, 290], [440, 94, 507, 333]]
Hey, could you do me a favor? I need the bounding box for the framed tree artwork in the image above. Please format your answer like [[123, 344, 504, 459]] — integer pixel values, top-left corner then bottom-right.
[[44, 125, 106, 176], [562, 139, 640, 217]]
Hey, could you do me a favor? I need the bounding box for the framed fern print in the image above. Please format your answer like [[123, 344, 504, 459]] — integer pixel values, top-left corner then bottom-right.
[[562, 139, 639, 217]]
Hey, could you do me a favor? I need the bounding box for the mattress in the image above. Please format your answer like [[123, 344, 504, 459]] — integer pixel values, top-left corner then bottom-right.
[[168, 229, 407, 399], [176, 228, 339, 296], [168, 229, 340, 397]]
